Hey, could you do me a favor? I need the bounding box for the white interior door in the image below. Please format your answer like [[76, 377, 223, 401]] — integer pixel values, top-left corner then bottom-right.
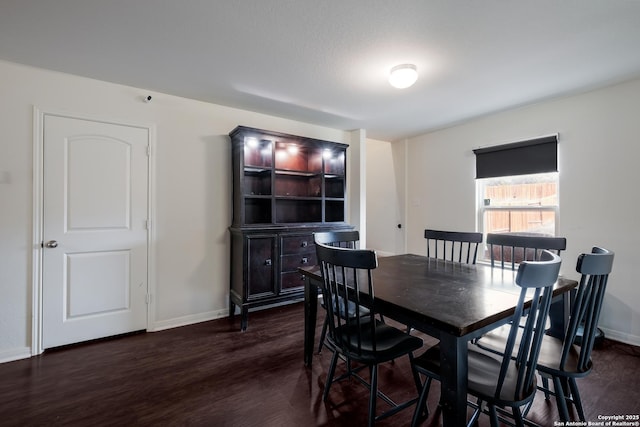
[[42, 114, 149, 349]]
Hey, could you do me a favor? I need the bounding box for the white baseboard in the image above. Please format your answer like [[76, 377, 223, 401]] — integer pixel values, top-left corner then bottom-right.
[[599, 327, 640, 347], [0, 346, 32, 364], [149, 308, 229, 332]]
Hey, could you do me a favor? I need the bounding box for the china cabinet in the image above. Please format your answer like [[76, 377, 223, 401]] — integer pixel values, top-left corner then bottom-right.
[[229, 126, 351, 330]]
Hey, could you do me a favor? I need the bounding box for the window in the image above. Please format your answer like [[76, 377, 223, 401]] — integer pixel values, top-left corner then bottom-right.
[[473, 135, 559, 262], [477, 172, 559, 237]]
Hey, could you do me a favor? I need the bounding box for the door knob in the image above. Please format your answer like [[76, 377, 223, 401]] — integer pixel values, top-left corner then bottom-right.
[[45, 240, 58, 248]]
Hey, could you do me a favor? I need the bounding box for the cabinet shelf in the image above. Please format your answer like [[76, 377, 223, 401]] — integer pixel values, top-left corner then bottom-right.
[[275, 196, 322, 201], [275, 169, 320, 177], [244, 167, 272, 174]]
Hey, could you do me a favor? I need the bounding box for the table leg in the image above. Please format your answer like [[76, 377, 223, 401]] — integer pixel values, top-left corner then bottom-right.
[[304, 276, 318, 366], [439, 334, 468, 427], [546, 289, 572, 339]]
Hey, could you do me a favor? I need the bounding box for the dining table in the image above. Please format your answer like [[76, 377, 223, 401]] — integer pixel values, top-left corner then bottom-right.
[[299, 253, 577, 427]]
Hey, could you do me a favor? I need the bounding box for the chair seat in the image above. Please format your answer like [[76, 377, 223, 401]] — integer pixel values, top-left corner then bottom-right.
[[335, 320, 423, 364], [468, 344, 537, 404], [414, 342, 537, 405], [537, 335, 591, 377], [477, 327, 591, 376]]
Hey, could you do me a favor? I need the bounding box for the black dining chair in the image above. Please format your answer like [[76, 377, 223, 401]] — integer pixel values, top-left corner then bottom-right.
[[314, 230, 362, 353], [411, 250, 562, 427], [486, 232, 566, 270], [425, 229, 483, 264], [315, 242, 424, 427], [475, 247, 614, 422], [536, 247, 614, 421], [486, 232, 567, 337]]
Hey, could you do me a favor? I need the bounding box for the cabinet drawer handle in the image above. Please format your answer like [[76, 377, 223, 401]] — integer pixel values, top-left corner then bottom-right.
[[301, 241, 308, 248], [301, 257, 309, 264], [264, 259, 272, 266]]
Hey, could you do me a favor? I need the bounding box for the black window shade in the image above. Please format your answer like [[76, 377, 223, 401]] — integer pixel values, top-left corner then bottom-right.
[[473, 135, 557, 179]]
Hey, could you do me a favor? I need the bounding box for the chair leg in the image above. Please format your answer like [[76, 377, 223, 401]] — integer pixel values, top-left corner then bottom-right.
[[552, 375, 571, 421], [488, 405, 500, 427], [368, 364, 378, 427], [323, 351, 339, 402], [410, 375, 432, 427], [467, 400, 482, 427], [568, 378, 585, 421], [317, 314, 329, 353], [541, 375, 551, 399], [513, 405, 525, 427]]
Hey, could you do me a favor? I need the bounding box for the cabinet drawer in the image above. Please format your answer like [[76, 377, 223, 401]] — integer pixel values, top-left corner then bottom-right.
[[281, 253, 316, 272], [281, 271, 306, 291], [281, 234, 315, 255]]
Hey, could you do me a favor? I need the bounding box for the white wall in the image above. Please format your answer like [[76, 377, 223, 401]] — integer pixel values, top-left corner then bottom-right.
[[402, 77, 640, 346], [365, 138, 404, 256], [0, 59, 350, 362], [347, 130, 366, 247]]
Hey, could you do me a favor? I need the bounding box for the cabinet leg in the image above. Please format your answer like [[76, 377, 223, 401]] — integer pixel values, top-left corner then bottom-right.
[[240, 307, 249, 331], [229, 298, 236, 319]]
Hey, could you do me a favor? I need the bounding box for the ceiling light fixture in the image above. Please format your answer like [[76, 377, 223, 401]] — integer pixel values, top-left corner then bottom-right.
[[389, 64, 418, 89]]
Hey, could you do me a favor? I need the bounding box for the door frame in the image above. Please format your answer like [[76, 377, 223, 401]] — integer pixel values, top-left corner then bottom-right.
[[31, 107, 157, 355]]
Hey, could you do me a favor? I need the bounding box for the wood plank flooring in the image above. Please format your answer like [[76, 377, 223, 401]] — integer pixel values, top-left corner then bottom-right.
[[1, 302, 639, 426]]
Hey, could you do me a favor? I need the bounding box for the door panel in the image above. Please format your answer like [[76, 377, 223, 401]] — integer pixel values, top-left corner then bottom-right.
[[42, 114, 149, 349], [66, 250, 130, 317], [67, 137, 131, 230]]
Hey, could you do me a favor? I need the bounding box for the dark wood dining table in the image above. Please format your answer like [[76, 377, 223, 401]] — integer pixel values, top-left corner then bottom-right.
[[299, 253, 577, 427]]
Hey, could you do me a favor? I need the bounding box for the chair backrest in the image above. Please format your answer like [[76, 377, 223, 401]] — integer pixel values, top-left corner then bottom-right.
[[314, 230, 360, 249], [486, 232, 567, 270], [425, 229, 483, 264], [560, 247, 614, 372], [315, 242, 377, 357], [494, 250, 562, 401]]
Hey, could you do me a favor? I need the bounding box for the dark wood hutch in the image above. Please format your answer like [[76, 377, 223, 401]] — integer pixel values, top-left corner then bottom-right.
[[229, 126, 352, 330]]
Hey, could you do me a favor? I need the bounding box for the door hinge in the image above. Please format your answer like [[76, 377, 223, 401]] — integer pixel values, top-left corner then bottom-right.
[[145, 293, 152, 304], [146, 146, 151, 156], [145, 219, 151, 230]]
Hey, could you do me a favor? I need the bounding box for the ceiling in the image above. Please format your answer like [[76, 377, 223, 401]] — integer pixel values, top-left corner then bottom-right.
[[2, 1, 640, 141]]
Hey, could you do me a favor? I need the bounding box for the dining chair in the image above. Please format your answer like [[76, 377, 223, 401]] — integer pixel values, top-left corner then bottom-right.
[[410, 250, 562, 427], [536, 247, 614, 421], [486, 232, 567, 338], [314, 230, 362, 353], [315, 242, 424, 427], [486, 232, 567, 270], [475, 247, 614, 422], [424, 229, 483, 264]]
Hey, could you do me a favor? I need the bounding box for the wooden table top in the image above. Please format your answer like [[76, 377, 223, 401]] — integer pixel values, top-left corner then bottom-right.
[[299, 253, 577, 337]]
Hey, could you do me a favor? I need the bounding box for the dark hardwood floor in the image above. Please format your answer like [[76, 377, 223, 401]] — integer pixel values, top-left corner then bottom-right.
[[1, 303, 639, 426]]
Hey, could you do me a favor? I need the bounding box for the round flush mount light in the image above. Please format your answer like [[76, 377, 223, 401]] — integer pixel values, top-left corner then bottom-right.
[[389, 64, 418, 89]]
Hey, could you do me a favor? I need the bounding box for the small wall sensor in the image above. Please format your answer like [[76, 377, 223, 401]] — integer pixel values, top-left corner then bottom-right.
[[144, 95, 152, 103]]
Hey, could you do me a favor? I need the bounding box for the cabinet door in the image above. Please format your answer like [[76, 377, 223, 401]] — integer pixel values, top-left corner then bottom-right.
[[246, 235, 277, 299]]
